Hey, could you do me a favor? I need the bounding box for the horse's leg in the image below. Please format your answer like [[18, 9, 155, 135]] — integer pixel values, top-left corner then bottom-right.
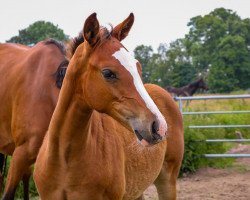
[[2, 142, 37, 200], [0, 172, 3, 196], [22, 166, 32, 200], [154, 160, 180, 200], [0, 153, 6, 195]]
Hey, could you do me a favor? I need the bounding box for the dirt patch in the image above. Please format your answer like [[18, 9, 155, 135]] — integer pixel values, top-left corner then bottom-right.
[[144, 144, 250, 200]]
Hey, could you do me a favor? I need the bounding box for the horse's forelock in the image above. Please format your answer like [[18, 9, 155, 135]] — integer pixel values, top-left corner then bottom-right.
[[67, 25, 114, 60]]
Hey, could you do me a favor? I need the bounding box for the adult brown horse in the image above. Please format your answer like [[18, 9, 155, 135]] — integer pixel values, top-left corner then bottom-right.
[[0, 39, 68, 199], [34, 13, 184, 200]]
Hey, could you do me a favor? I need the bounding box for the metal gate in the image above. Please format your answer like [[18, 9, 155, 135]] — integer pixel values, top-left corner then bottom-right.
[[175, 94, 250, 158]]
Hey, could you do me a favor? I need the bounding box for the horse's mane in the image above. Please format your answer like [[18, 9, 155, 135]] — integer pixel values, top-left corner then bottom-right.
[[43, 39, 69, 89], [44, 39, 67, 56], [189, 78, 203, 87]]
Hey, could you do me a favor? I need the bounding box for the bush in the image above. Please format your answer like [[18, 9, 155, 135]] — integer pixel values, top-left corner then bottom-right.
[[180, 95, 250, 174]]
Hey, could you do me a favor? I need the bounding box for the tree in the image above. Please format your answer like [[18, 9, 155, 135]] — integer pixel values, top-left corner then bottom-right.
[[134, 45, 154, 83], [160, 39, 196, 88], [7, 21, 69, 45], [185, 8, 250, 92], [208, 35, 250, 92]]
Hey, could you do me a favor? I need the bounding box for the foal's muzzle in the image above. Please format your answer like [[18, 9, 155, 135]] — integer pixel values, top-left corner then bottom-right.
[[134, 120, 165, 146]]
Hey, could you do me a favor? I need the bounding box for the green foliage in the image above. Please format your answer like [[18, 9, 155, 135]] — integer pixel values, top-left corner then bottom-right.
[[186, 8, 250, 92], [7, 21, 69, 45], [134, 45, 157, 83], [134, 40, 197, 88], [134, 7, 250, 93], [180, 97, 250, 174], [162, 39, 196, 87]]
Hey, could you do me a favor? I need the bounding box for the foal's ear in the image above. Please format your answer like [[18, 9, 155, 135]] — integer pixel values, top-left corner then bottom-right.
[[83, 13, 100, 47], [112, 13, 134, 41]]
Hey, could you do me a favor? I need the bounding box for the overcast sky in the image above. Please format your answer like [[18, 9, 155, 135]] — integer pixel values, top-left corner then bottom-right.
[[1, 0, 250, 51]]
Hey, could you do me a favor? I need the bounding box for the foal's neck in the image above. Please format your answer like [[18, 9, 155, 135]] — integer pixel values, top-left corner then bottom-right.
[[47, 52, 92, 164]]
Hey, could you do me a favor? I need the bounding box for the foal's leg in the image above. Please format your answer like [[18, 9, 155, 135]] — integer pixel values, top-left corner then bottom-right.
[[154, 160, 180, 200]]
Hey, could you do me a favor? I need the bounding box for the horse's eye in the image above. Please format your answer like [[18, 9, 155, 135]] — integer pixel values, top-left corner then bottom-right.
[[102, 69, 117, 80]]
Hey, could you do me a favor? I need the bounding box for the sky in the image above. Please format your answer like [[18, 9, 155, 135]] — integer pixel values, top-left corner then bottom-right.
[[1, 0, 250, 51]]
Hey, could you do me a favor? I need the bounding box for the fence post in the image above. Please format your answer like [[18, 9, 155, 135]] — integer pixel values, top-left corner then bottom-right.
[[178, 99, 183, 113]]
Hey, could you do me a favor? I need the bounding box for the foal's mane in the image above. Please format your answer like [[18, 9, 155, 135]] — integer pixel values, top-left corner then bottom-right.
[[67, 32, 84, 59]]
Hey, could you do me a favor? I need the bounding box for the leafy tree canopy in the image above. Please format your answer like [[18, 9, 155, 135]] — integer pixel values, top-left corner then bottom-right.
[[186, 8, 250, 92], [7, 21, 69, 45]]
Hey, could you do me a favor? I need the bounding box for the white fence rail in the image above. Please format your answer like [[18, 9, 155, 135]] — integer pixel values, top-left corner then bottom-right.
[[175, 94, 250, 158]]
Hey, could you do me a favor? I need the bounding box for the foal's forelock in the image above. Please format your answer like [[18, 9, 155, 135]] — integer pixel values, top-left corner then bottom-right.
[[112, 48, 167, 136], [67, 27, 112, 59]]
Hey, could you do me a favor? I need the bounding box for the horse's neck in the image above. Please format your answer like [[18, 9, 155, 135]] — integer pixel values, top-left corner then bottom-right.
[[47, 69, 92, 164], [187, 84, 198, 96]]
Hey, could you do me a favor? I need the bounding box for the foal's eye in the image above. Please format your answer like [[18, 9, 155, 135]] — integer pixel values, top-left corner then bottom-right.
[[102, 69, 117, 80]]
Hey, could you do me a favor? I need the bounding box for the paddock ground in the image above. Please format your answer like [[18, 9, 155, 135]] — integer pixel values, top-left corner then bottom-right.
[[144, 144, 250, 200]]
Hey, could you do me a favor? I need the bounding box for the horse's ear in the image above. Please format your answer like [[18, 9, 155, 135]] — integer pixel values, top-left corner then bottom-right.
[[112, 13, 134, 41], [83, 13, 100, 47]]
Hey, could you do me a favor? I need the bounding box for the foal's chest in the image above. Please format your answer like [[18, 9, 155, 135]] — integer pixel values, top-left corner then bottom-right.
[[123, 141, 167, 199]]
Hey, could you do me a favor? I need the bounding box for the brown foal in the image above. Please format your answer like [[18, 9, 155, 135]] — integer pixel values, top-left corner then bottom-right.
[[34, 13, 184, 200]]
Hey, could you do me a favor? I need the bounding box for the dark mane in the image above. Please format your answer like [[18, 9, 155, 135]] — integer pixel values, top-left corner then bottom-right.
[[43, 38, 69, 89], [189, 78, 202, 87], [44, 38, 66, 56], [67, 32, 84, 59]]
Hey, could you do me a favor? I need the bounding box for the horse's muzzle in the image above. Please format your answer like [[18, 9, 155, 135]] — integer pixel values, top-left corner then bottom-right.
[[134, 120, 165, 146]]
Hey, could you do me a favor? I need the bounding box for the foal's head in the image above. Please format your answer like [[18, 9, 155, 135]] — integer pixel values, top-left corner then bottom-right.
[[73, 13, 167, 146]]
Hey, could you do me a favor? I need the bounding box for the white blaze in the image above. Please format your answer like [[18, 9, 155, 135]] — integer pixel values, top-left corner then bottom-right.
[[112, 48, 167, 137]]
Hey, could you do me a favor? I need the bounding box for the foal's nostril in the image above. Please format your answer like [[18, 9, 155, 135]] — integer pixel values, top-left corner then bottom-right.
[[151, 121, 162, 143], [151, 121, 159, 135]]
